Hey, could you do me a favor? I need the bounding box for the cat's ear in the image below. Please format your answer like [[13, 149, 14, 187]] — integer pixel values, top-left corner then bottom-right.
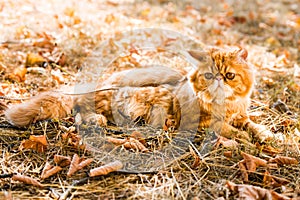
[[188, 50, 209, 62], [237, 48, 248, 60]]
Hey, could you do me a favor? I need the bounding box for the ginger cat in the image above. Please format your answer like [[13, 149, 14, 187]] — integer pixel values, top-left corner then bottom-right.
[[4, 47, 273, 141]]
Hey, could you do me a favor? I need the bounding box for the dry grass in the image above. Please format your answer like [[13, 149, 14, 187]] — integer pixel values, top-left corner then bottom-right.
[[0, 0, 299, 199]]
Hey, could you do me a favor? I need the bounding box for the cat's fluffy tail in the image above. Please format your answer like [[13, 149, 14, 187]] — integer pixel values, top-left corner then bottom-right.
[[5, 92, 73, 127]]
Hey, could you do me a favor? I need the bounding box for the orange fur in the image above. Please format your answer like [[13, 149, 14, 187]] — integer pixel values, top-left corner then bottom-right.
[[4, 47, 273, 141], [5, 92, 73, 127]]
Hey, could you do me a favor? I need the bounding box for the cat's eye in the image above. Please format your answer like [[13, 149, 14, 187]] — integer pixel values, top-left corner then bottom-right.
[[225, 72, 235, 80], [204, 72, 214, 80]]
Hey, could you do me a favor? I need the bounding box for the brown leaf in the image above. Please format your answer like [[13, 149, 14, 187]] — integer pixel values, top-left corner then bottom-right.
[[19, 135, 48, 153], [238, 161, 249, 182], [55, 52, 66, 66], [67, 154, 93, 177], [123, 137, 149, 152], [263, 170, 273, 187], [77, 158, 93, 170], [241, 152, 267, 172], [61, 132, 86, 150], [263, 170, 290, 187], [189, 146, 201, 169], [25, 53, 46, 67], [54, 155, 71, 167], [41, 163, 62, 179], [130, 131, 146, 145], [10, 67, 27, 82], [226, 181, 290, 200], [268, 156, 298, 166], [215, 136, 238, 149], [67, 154, 80, 177], [33, 38, 55, 51], [107, 137, 149, 152], [89, 161, 123, 177], [106, 137, 127, 145], [255, 143, 283, 156], [12, 174, 43, 188], [223, 151, 233, 158]]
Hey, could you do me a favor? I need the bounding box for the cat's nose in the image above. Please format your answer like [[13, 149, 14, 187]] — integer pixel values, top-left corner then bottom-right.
[[215, 76, 222, 81]]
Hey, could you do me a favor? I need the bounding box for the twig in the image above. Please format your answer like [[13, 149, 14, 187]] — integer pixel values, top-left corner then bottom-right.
[[59, 177, 89, 200]]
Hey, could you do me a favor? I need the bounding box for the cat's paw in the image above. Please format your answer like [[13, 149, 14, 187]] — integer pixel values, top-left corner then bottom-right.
[[247, 122, 274, 142], [255, 128, 274, 142], [231, 114, 249, 128]]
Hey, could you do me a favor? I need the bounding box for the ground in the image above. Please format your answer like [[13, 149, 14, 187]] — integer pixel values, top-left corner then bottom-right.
[[0, 0, 299, 199]]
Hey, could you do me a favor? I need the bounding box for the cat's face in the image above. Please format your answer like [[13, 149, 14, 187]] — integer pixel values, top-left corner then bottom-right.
[[189, 47, 254, 104]]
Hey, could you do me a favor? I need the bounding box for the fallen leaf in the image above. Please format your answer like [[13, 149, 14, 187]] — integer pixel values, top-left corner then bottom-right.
[[107, 137, 149, 152], [255, 143, 283, 156], [89, 160, 123, 177], [268, 156, 298, 166], [12, 174, 43, 188], [263, 170, 290, 187], [130, 131, 146, 145], [61, 131, 86, 150], [77, 158, 93, 170], [238, 161, 249, 182], [67, 154, 93, 177], [241, 152, 267, 172], [55, 52, 66, 66], [25, 53, 47, 67], [33, 38, 55, 51], [106, 137, 127, 145], [223, 151, 233, 158], [19, 135, 48, 153], [124, 137, 149, 152], [189, 146, 201, 169], [271, 100, 291, 114], [67, 154, 80, 177], [215, 136, 239, 149], [41, 162, 62, 179], [54, 155, 71, 167], [10, 67, 27, 82], [226, 181, 290, 200]]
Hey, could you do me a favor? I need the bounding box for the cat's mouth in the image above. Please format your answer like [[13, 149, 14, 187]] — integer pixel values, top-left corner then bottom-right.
[[208, 81, 234, 104]]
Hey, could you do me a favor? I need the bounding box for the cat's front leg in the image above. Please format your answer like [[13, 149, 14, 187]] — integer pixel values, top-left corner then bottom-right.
[[230, 114, 274, 142]]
